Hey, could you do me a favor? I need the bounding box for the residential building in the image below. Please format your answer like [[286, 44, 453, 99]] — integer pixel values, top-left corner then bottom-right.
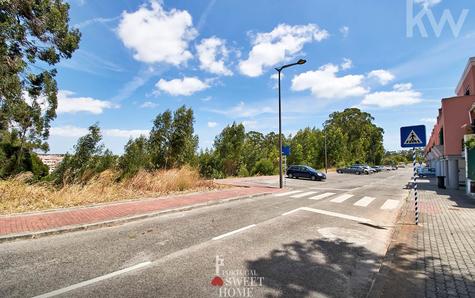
[[37, 154, 64, 173], [425, 57, 475, 191]]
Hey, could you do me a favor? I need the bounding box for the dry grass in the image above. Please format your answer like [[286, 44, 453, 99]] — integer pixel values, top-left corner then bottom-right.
[[0, 167, 218, 215]]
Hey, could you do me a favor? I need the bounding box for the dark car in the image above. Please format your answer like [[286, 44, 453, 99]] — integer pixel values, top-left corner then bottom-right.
[[336, 165, 370, 175], [286, 165, 326, 181]]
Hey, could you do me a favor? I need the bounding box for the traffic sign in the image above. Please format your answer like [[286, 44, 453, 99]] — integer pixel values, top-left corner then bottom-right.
[[400, 125, 426, 148], [282, 145, 291, 156]]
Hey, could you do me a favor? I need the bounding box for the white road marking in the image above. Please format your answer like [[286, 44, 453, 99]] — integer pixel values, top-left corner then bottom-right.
[[282, 209, 301, 216], [212, 224, 256, 240], [291, 191, 318, 198], [310, 187, 356, 191], [380, 199, 400, 210], [299, 207, 373, 224], [274, 190, 302, 197], [354, 196, 376, 207], [330, 194, 354, 203], [33, 261, 152, 298], [308, 192, 336, 200]]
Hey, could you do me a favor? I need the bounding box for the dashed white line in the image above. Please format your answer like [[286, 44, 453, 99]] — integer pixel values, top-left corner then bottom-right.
[[291, 191, 318, 198], [354, 196, 376, 207], [274, 190, 302, 197], [308, 192, 336, 200], [33, 261, 152, 298], [212, 224, 257, 240], [330, 194, 354, 203], [282, 209, 301, 216], [380, 199, 400, 210]]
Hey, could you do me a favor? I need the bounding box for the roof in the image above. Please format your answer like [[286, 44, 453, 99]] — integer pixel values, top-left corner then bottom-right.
[[455, 57, 475, 95]]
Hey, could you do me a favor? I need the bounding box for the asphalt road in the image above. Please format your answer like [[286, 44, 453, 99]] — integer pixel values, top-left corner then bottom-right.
[[0, 168, 413, 298]]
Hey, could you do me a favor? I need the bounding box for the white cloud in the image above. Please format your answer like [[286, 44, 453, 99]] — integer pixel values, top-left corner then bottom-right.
[[368, 69, 395, 85], [117, 1, 197, 65], [415, 0, 442, 9], [50, 126, 149, 138], [291, 63, 368, 99], [209, 101, 274, 118], [57, 90, 119, 114], [340, 26, 350, 38], [239, 23, 329, 77], [361, 83, 423, 108], [420, 118, 436, 124], [341, 58, 353, 70], [196, 37, 233, 76], [140, 101, 159, 108], [207, 121, 218, 128], [156, 77, 209, 96]]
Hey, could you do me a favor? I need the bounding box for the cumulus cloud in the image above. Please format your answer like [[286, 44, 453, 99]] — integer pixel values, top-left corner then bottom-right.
[[340, 26, 350, 38], [341, 58, 353, 70], [368, 69, 395, 85], [239, 23, 329, 77], [117, 0, 197, 65], [196, 37, 233, 76], [207, 121, 218, 128], [361, 83, 422, 108], [57, 90, 119, 114], [420, 118, 436, 124], [209, 101, 274, 118], [50, 126, 149, 138], [291, 63, 368, 99], [156, 77, 209, 96], [140, 101, 159, 108]]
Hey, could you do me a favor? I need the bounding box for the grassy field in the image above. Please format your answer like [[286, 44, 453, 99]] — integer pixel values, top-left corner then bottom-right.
[[0, 167, 218, 215]]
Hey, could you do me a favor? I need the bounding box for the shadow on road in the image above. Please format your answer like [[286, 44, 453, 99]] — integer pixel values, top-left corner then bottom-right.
[[246, 238, 420, 297]]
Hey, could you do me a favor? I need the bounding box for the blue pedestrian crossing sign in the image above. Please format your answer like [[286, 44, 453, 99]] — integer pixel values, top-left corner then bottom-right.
[[400, 125, 426, 148]]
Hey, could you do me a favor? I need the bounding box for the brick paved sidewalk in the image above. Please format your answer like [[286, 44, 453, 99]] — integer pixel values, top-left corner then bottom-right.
[[0, 186, 281, 239], [370, 179, 475, 297]]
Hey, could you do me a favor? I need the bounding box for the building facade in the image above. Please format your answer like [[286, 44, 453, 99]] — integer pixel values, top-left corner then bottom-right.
[[37, 154, 64, 173], [425, 57, 475, 191]]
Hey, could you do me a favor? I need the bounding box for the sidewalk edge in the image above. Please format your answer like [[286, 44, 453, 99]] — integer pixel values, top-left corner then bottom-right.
[[0, 191, 276, 243]]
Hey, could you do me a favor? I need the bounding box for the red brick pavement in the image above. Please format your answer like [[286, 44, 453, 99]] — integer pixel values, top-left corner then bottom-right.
[[0, 186, 282, 237]]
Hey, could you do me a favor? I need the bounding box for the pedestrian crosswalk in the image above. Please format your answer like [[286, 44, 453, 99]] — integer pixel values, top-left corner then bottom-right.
[[273, 190, 399, 210]]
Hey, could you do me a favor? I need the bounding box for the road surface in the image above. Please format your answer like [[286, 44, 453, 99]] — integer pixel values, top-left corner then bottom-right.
[[0, 168, 412, 298]]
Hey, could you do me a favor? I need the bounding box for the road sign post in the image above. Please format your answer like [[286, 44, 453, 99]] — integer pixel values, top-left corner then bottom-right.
[[400, 125, 426, 225]]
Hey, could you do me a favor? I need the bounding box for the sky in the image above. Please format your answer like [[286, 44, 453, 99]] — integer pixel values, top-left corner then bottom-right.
[[46, 0, 475, 154]]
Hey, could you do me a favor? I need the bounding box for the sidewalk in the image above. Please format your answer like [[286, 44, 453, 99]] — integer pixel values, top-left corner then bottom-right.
[[0, 185, 282, 242], [370, 180, 475, 297]]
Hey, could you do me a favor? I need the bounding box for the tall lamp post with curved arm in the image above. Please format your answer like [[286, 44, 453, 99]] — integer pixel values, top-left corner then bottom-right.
[[275, 59, 307, 189]]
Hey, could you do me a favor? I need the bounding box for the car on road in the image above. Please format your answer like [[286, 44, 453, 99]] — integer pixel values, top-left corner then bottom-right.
[[417, 167, 436, 177], [372, 166, 384, 172], [286, 165, 326, 181], [336, 165, 371, 175]]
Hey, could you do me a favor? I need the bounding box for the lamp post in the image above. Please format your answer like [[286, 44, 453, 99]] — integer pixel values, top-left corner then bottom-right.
[[324, 126, 328, 174], [275, 59, 306, 189]]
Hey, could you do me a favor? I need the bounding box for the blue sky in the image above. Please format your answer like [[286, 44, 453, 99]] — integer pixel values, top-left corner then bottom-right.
[[48, 0, 475, 154]]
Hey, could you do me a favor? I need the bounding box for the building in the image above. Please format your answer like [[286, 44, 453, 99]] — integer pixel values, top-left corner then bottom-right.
[[425, 57, 475, 191], [37, 154, 64, 173]]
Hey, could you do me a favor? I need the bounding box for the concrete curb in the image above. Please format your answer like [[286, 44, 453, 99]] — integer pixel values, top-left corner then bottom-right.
[[0, 190, 278, 243]]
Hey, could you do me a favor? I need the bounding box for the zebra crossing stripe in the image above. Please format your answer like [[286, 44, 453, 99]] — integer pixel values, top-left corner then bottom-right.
[[354, 196, 376, 207], [291, 191, 318, 198], [330, 194, 353, 203], [274, 190, 302, 197], [308, 192, 336, 200], [380, 199, 400, 210]]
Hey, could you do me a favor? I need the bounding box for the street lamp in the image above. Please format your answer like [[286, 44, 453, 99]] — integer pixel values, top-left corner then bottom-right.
[[323, 123, 328, 174], [275, 59, 307, 189]]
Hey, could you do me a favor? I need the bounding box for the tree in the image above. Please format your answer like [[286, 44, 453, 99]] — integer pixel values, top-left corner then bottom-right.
[[214, 122, 245, 176], [0, 0, 81, 172], [119, 136, 150, 179], [148, 105, 198, 169]]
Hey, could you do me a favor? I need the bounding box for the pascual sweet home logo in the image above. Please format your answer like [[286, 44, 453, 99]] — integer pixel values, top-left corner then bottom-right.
[[407, 0, 469, 38], [211, 256, 264, 297]]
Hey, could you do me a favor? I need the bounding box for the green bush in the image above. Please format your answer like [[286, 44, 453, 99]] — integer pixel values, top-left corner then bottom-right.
[[253, 158, 274, 176]]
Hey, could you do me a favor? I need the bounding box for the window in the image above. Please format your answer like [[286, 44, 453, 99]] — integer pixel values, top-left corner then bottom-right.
[[439, 127, 444, 145]]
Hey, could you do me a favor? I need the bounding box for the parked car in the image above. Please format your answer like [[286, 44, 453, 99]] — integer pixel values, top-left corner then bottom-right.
[[286, 165, 326, 181], [372, 166, 384, 172], [417, 167, 435, 177], [336, 165, 371, 175]]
